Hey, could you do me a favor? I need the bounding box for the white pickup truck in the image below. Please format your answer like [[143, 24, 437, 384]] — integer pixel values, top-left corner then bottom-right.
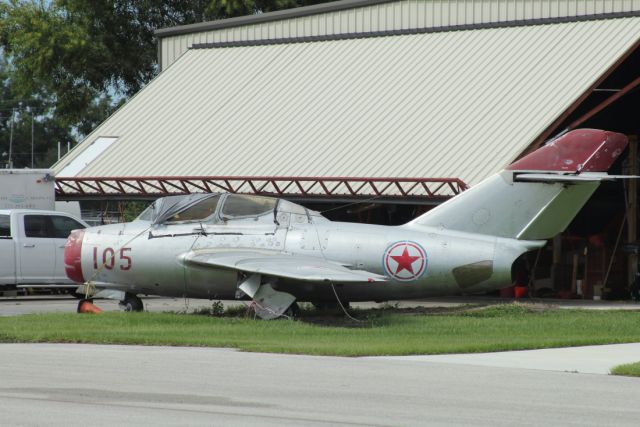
[[0, 209, 88, 289]]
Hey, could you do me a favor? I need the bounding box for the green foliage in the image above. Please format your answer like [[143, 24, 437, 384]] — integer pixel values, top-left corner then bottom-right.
[[190, 301, 254, 317], [1, 305, 640, 356], [121, 200, 152, 222], [459, 302, 537, 317], [0, 0, 331, 168], [223, 303, 251, 316], [0, 1, 121, 167], [192, 300, 227, 316], [206, 0, 328, 18], [611, 362, 640, 377]]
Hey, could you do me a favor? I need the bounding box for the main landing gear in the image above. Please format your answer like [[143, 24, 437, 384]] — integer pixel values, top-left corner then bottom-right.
[[120, 293, 144, 312], [76, 291, 143, 314], [284, 302, 300, 318]]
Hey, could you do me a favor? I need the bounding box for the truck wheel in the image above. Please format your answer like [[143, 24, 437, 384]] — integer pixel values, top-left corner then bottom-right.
[[121, 294, 144, 312]]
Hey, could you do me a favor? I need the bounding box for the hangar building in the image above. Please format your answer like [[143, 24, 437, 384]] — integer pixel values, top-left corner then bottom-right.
[[53, 0, 640, 299]]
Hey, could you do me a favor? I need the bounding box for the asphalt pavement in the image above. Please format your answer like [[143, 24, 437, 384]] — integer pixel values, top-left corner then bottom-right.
[[1, 343, 640, 427], [1, 297, 640, 425], [0, 294, 216, 316]]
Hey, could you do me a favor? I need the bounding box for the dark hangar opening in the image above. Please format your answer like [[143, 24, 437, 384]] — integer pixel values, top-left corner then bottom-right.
[[512, 42, 640, 300]]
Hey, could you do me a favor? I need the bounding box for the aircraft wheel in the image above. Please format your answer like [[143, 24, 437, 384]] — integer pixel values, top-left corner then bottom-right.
[[284, 302, 300, 319], [70, 291, 85, 300], [121, 294, 144, 312]]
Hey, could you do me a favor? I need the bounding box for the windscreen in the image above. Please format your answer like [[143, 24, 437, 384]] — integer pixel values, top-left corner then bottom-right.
[[220, 194, 277, 219], [166, 195, 221, 222], [137, 194, 221, 224], [136, 202, 157, 221]]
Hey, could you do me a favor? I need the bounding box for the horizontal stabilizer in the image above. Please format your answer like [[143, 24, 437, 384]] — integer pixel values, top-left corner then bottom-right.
[[513, 172, 612, 182], [515, 173, 640, 183], [601, 175, 640, 180]]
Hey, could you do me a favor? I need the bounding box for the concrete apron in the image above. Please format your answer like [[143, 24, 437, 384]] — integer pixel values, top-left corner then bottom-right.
[[367, 343, 640, 374]]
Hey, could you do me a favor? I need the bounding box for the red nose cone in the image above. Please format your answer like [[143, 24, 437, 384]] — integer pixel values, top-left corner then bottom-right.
[[64, 229, 85, 283]]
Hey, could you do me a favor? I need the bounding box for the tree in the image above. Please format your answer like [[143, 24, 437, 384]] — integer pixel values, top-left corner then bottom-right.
[[206, 0, 330, 18], [0, 0, 331, 168], [0, 1, 120, 167]]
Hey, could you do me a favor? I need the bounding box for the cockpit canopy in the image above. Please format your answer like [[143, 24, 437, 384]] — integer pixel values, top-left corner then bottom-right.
[[220, 194, 277, 220], [136, 193, 322, 225]]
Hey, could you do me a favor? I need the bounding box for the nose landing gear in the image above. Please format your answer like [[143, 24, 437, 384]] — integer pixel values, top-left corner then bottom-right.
[[120, 293, 144, 312]]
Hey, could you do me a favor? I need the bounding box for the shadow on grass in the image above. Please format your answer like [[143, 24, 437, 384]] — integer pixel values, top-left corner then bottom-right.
[[188, 301, 547, 328]]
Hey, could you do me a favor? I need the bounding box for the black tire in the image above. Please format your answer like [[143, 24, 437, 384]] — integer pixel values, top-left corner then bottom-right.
[[121, 294, 144, 312], [70, 291, 86, 300], [284, 302, 300, 319]]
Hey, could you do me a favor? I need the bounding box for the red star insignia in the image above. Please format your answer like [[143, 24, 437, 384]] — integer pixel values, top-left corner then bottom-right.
[[391, 246, 420, 275]]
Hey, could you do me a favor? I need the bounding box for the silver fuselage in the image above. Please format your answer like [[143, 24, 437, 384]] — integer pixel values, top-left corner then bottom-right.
[[78, 214, 537, 302]]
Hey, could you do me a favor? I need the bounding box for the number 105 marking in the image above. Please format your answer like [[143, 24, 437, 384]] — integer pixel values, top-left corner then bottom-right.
[[93, 247, 132, 270]]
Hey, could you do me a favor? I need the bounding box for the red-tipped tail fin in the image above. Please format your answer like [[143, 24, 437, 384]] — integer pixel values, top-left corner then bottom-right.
[[507, 129, 627, 173], [408, 129, 627, 240]]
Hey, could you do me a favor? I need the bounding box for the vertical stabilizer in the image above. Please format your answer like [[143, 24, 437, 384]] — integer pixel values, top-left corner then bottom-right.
[[407, 129, 627, 240]]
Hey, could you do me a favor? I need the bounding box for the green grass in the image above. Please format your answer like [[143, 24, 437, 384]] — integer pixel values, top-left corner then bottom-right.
[[611, 362, 640, 377], [1, 304, 640, 356]]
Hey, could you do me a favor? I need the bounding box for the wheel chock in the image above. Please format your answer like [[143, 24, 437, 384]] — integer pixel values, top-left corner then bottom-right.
[[77, 299, 103, 314]]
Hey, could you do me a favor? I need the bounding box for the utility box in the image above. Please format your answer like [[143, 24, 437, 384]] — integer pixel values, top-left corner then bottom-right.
[[0, 169, 55, 210]]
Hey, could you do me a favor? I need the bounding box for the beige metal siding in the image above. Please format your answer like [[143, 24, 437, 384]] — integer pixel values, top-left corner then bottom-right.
[[160, 0, 640, 70], [55, 17, 640, 190]]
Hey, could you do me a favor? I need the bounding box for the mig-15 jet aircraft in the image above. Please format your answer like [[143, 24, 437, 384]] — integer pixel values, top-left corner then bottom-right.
[[64, 129, 627, 318]]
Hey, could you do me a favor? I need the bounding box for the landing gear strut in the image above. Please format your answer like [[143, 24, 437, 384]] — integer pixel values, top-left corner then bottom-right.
[[120, 293, 144, 312], [284, 302, 300, 318]]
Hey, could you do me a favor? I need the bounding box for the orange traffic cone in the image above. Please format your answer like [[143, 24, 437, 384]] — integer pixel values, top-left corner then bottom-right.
[[77, 300, 103, 314]]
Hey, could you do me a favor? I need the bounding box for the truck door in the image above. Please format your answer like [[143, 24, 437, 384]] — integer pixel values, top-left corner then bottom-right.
[[0, 214, 16, 285], [19, 214, 56, 283], [50, 215, 86, 282]]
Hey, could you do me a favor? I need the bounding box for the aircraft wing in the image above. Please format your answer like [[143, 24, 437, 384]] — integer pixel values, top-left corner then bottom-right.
[[183, 250, 386, 283]]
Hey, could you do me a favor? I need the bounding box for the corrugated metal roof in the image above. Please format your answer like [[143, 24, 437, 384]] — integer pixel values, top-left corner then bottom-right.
[[155, 0, 391, 37], [156, 0, 640, 40], [54, 17, 640, 188], [157, 0, 640, 70]]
